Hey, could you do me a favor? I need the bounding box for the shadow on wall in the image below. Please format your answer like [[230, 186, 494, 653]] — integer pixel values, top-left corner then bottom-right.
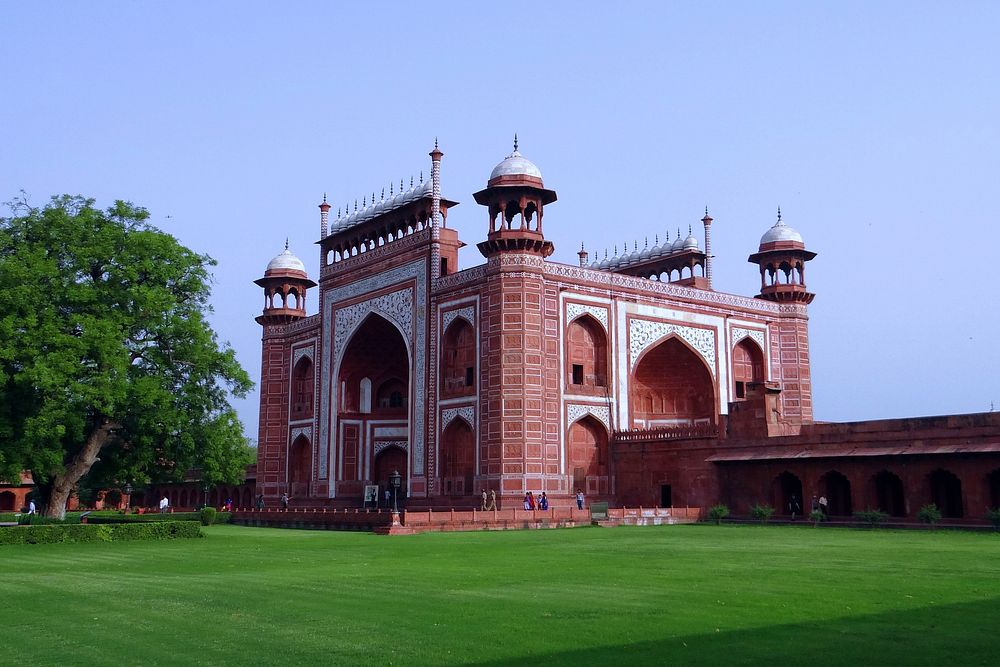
[[467, 597, 1000, 667]]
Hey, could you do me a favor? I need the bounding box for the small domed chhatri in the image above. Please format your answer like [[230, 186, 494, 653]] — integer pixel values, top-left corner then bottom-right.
[[487, 135, 545, 187], [265, 240, 307, 276], [759, 207, 805, 248]]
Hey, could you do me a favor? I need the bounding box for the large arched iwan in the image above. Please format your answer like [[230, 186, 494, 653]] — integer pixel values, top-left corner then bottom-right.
[[630, 335, 715, 428], [567, 415, 609, 496]]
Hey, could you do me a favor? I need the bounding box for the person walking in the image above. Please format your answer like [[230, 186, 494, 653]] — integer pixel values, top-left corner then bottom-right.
[[789, 495, 801, 520], [159, 496, 169, 514], [280, 493, 289, 510], [819, 495, 829, 516], [522, 493, 531, 510], [255, 494, 265, 510], [27, 499, 36, 515], [481, 489, 488, 511], [576, 489, 585, 510], [486, 489, 497, 511]]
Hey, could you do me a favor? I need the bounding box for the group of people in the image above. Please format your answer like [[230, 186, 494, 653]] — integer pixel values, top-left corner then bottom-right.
[[521, 491, 550, 511], [787, 494, 829, 519], [478, 489, 586, 511]]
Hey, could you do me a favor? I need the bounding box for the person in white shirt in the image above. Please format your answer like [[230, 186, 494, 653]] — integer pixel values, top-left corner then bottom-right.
[[159, 496, 169, 513], [28, 499, 36, 515]]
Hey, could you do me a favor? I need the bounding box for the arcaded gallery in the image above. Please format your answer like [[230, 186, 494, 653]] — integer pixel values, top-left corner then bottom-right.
[[248, 140, 1000, 521]]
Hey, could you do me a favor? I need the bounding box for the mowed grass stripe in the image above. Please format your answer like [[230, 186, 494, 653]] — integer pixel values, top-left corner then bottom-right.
[[1, 524, 998, 665]]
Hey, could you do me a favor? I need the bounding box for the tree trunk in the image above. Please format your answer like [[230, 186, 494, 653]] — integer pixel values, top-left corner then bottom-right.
[[44, 421, 116, 519]]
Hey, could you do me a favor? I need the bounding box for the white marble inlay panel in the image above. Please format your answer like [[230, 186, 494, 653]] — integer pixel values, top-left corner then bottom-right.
[[629, 318, 717, 376]]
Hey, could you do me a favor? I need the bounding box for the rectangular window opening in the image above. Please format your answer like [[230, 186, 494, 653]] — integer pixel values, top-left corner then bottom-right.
[[465, 367, 474, 387], [572, 364, 584, 385], [735, 381, 746, 399]]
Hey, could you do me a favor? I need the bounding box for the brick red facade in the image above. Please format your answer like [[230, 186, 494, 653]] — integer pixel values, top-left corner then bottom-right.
[[249, 142, 1000, 522]]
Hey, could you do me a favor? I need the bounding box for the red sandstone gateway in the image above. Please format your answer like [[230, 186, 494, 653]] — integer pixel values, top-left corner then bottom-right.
[[187, 139, 998, 525]]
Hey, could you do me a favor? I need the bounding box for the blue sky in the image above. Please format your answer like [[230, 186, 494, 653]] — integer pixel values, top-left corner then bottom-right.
[[3, 2, 998, 431]]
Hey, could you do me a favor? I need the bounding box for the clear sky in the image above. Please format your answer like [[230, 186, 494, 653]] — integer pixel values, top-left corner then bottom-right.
[[3, 2, 998, 433]]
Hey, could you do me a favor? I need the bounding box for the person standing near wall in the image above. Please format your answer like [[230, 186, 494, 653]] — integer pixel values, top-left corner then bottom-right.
[[576, 489, 585, 510]]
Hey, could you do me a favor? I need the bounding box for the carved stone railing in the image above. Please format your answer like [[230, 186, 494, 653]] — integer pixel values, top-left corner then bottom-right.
[[612, 423, 719, 442]]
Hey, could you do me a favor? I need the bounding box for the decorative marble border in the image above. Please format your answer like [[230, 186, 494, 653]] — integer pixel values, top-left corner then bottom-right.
[[566, 404, 611, 431], [731, 327, 766, 350], [292, 346, 314, 367], [442, 306, 475, 333], [319, 259, 428, 481], [441, 405, 475, 432], [566, 302, 609, 331], [629, 318, 717, 376], [543, 262, 787, 315], [374, 440, 408, 456], [290, 426, 312, 443], [333, 289, 413, 362]]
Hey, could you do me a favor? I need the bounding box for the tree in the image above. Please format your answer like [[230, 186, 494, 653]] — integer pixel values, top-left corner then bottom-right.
[[0, 195, 252, 518]]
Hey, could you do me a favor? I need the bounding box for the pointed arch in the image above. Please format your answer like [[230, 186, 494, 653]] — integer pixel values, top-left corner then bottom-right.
[[929, 468, 963, 518], [872, 470, 906, 517], [291, 356, 315, 419], [818, 470, 852, 516], [771, 471, 803, 516], [566, 314, 608, 390], [567, 415, 609, 496], [441, 318, 476, 398], [732, 337, 765, 400], [338, 314, 410, 415], [630, 335, 716, 428], [440, 419, 475, 496], [289, 434, 312, 497]]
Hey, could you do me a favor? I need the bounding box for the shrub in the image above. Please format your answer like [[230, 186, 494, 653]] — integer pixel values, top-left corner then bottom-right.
[[749, 504, 775, 524], [199, 507, 217, 526], [918, 504, 942, 528], [809, 510, 825, 526], [0, 521, 203, 546], [86, 512, 230, 525], [986, 508, 1000, 531], [17, 514, 69, 526], [706, 504, 730, 525], [0, 512, 19, 523], [856, 508, 889, 528]]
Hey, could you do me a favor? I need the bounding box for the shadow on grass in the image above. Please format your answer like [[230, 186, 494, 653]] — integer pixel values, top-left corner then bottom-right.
[[469, 597, 1000, 666]]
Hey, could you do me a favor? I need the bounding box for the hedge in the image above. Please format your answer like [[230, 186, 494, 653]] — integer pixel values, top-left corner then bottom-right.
[[85, 512, 231, 525], [0, 521, 203, 545]]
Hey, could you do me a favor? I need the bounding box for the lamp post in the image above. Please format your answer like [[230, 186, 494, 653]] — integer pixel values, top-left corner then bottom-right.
[[203, 483, 210, 509], [389, 470, 401, 513], [124, 482, 133, 512]]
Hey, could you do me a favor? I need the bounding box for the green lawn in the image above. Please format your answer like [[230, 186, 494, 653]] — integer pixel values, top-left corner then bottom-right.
[[1, 524, 998, 666]]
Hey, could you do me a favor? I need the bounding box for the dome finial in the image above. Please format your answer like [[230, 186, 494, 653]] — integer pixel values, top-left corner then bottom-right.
[[323, 192, 327, 203], [284, 237, 289, 251], [513, 133, 519, 152], [434, 136, 439, 150], [420, 170, 424, 184], [688, 224, 693, 235], [777, 206, 782, 223], [380, 188, 385, 201], [705, 205, 709, 217]]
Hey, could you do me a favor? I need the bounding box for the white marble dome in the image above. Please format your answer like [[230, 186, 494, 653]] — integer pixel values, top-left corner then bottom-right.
[[266, 245, 306, 273], [490, 149, 543, 181], [760, 217, 804, 246]]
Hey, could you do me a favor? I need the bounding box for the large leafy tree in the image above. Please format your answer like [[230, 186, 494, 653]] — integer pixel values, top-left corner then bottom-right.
[[0, 195, 252, 517]]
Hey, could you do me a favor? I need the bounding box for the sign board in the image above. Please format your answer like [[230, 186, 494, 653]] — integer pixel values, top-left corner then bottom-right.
[[364, 485, 379, 503], [590, 501, 609, 521]]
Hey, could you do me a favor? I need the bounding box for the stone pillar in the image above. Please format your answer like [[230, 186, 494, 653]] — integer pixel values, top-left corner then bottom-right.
[[702, 210, 713, 288]]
